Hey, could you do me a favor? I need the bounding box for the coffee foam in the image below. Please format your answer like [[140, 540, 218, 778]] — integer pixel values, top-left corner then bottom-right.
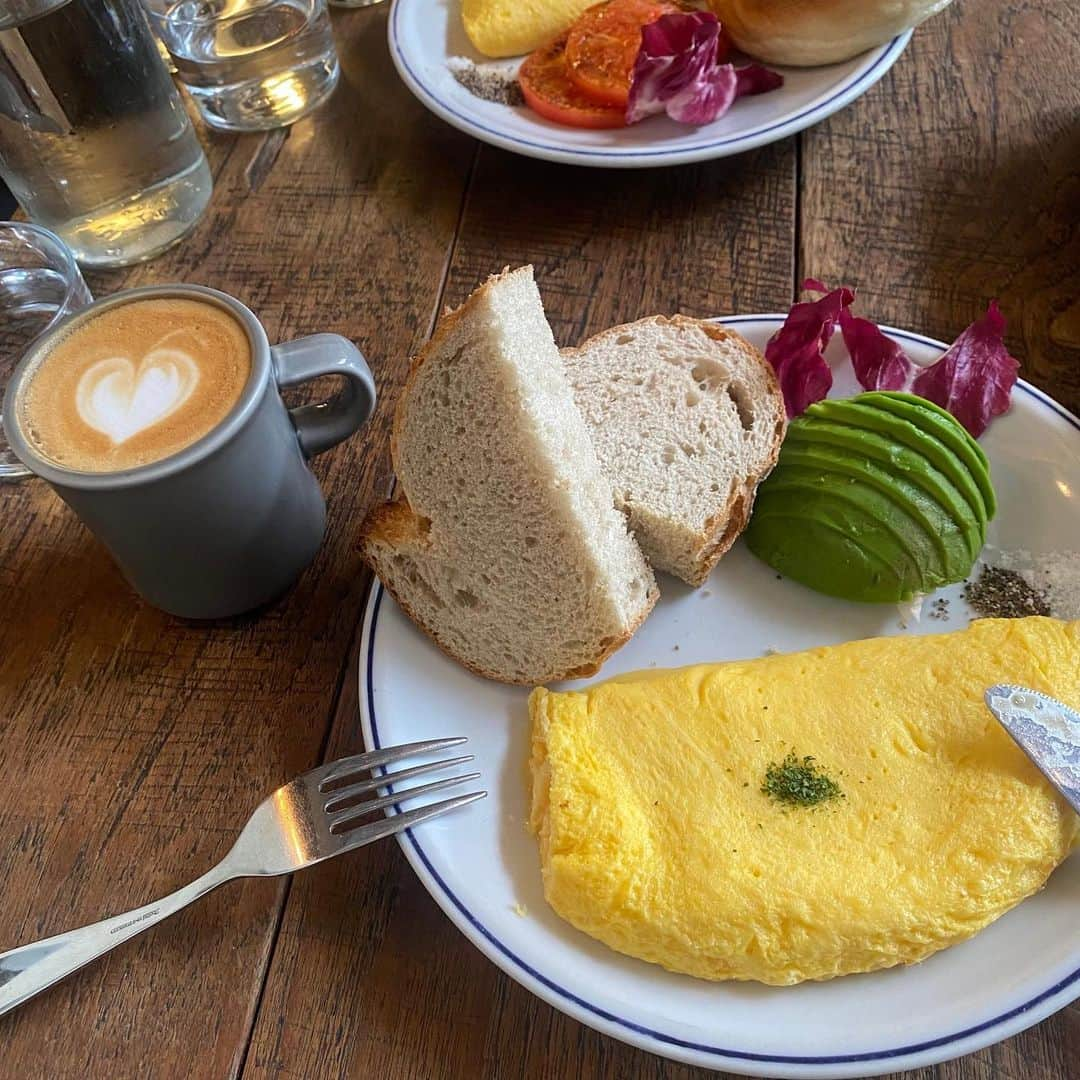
[[76, 344, 200, 445], [20, 297, 252, 473]]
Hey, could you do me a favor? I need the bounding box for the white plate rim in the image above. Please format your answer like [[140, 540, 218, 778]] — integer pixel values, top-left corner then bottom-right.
[[359, 316, 1080, 1076], [387, 0, 913, 168]]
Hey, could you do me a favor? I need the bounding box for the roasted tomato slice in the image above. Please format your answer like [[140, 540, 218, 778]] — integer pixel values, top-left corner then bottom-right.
[[518, 36, 627, 129], [564, 0, 683, 108]]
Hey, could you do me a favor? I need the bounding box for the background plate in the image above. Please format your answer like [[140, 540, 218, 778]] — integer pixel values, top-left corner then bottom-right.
[[359, 317, 1080, 1077], [389, 0, 912, 168]]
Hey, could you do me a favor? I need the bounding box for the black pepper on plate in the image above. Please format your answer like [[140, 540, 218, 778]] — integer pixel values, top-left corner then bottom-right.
[[963, 566, 1052, 619], [928, 597, 950, 621], [447, 59, 525, 107]]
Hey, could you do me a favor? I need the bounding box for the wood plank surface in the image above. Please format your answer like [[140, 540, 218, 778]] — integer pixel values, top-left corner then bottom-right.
[[0, 8, 474, 1078], [245, 0, 1080, 1079], [1, 0, 1077, 1076], [800, 0, 1080, 414]]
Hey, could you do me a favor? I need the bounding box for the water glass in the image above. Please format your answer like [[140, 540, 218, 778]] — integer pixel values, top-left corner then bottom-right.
[[144, 0, 340, 132], [0, 0, 213, 268], [0, 223, 91, 482]]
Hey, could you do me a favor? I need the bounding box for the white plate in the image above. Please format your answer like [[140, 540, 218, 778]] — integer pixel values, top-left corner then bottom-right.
[[359, 317, 1080, 1077], [388, 0, 912, 168]]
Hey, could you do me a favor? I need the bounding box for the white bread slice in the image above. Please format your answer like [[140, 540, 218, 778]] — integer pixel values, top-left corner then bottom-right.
[[563, 316, 786, 587], [360, 267, 658, 685]]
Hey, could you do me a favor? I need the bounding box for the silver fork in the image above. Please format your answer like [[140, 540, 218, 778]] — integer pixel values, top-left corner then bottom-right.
[[0, 738, 484, 1018]]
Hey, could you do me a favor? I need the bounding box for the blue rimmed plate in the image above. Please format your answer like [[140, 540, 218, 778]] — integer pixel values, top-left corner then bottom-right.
[[388, 0, 911, 168], [359, 316, 1080, 1077]]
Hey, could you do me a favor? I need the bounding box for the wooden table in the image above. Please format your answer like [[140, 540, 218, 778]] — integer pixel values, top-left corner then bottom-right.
[[2, 1, 1078, 1076]]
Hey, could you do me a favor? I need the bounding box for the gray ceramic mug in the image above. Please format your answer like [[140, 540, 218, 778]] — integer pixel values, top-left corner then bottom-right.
[[2, 284, 376, 618]]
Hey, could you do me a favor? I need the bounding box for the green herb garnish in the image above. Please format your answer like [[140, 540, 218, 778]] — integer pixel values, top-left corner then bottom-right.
[[761, 752, 843, 809]]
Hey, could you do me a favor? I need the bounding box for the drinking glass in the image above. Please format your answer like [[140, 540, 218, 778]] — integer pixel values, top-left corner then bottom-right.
[[144, 0, 340, 132], [0, 0, 213, 268], [0, 222, 91, 482]]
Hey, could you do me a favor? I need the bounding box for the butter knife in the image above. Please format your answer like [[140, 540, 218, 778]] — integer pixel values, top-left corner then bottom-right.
[[985, 685, 1080, 814]]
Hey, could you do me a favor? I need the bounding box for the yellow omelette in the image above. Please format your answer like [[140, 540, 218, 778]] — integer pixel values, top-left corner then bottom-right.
[[462, 0, 597, 57], [529, 617, 1080, 985]]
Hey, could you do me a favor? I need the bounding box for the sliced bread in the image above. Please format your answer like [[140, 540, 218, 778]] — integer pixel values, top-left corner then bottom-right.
[[360, 267, 658, 685], [563, 316, 787, 587]]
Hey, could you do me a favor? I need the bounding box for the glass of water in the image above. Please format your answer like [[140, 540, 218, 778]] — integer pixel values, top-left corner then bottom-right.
[[145, 0, 340, 132], [0, 222, 91, 481], [0, 0, 213, 268]]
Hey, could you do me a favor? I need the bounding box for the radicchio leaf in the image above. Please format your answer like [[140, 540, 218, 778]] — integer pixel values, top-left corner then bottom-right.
[[764, 280, 854, 417], [734, 64, 785, 97], [773, 279, 1019, 437], [627, 12, 783, 126], [838, 306, 916, 391], [910, 300, 1019, 438]]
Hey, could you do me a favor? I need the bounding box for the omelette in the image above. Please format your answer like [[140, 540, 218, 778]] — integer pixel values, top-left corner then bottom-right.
[[528, 617, 1080, 985], [462, 0, 597, 57]]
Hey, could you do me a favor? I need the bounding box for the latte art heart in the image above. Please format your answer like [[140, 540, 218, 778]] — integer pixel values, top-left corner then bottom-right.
[[22, 297, 251, 473], [76, 348, 200, 445]]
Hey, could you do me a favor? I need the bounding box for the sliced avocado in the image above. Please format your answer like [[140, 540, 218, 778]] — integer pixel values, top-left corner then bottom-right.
[[805, 399, 989, 530], [751, 485, 924, 595], [746, 495, 920, 602], [775, 444, 975, 582], [858, 391, 996, 519], [784, 419, 985, 564], [760, 467, 945, 588], [874, 391, 991, 470]]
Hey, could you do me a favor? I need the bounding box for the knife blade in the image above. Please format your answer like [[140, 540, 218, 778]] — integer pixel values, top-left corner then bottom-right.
[[985, 685, 1080, 815]]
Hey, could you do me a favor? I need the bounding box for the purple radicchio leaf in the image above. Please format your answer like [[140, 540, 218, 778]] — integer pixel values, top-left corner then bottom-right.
[[734, 63, 784, 97], [910, 300, 1019, 437], [797, 281, 1019, 436], [627, 11, 782, 126], [765, 279, 855, 417], [838, 306, 917, 391]]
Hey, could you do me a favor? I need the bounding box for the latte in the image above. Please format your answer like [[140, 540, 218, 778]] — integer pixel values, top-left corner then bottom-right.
[[19, 297, 251, 473]]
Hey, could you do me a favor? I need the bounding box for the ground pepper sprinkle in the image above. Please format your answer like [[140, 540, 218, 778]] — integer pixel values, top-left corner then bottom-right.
[[963, 566, 1052, 619], [928, 597, 950, 621], [447, 58, 525, 106], [995, 549, 1080, 620]]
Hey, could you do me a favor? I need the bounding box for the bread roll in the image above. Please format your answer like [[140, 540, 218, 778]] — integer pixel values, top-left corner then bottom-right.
[[708, 0, 955, 66]]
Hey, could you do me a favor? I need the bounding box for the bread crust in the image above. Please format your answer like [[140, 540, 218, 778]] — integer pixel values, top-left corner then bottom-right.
[[564, 315, 787, 587], [687, 319, 786, 584], [360, 495, 658, 686], [707, 0, 955, 66]]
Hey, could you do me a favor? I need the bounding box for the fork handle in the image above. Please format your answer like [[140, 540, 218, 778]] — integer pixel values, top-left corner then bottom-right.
[[0, 860, 235, 1018]]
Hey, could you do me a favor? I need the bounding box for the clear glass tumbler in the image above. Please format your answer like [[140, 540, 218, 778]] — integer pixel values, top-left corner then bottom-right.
[[144, 0, 340, 132], [0, 222, 91, 481], [0, 0, 213, 268]]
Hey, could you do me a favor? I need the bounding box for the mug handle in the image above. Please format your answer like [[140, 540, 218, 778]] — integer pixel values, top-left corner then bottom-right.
[[271, 334, 377, 458]]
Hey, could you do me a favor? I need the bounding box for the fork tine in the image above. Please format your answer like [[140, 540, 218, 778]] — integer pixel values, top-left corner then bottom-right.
[[332, 791, 487, 848], [323, 755, 475, 810], [327, 772, 482, 831], [315, 738, 468, 790]]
